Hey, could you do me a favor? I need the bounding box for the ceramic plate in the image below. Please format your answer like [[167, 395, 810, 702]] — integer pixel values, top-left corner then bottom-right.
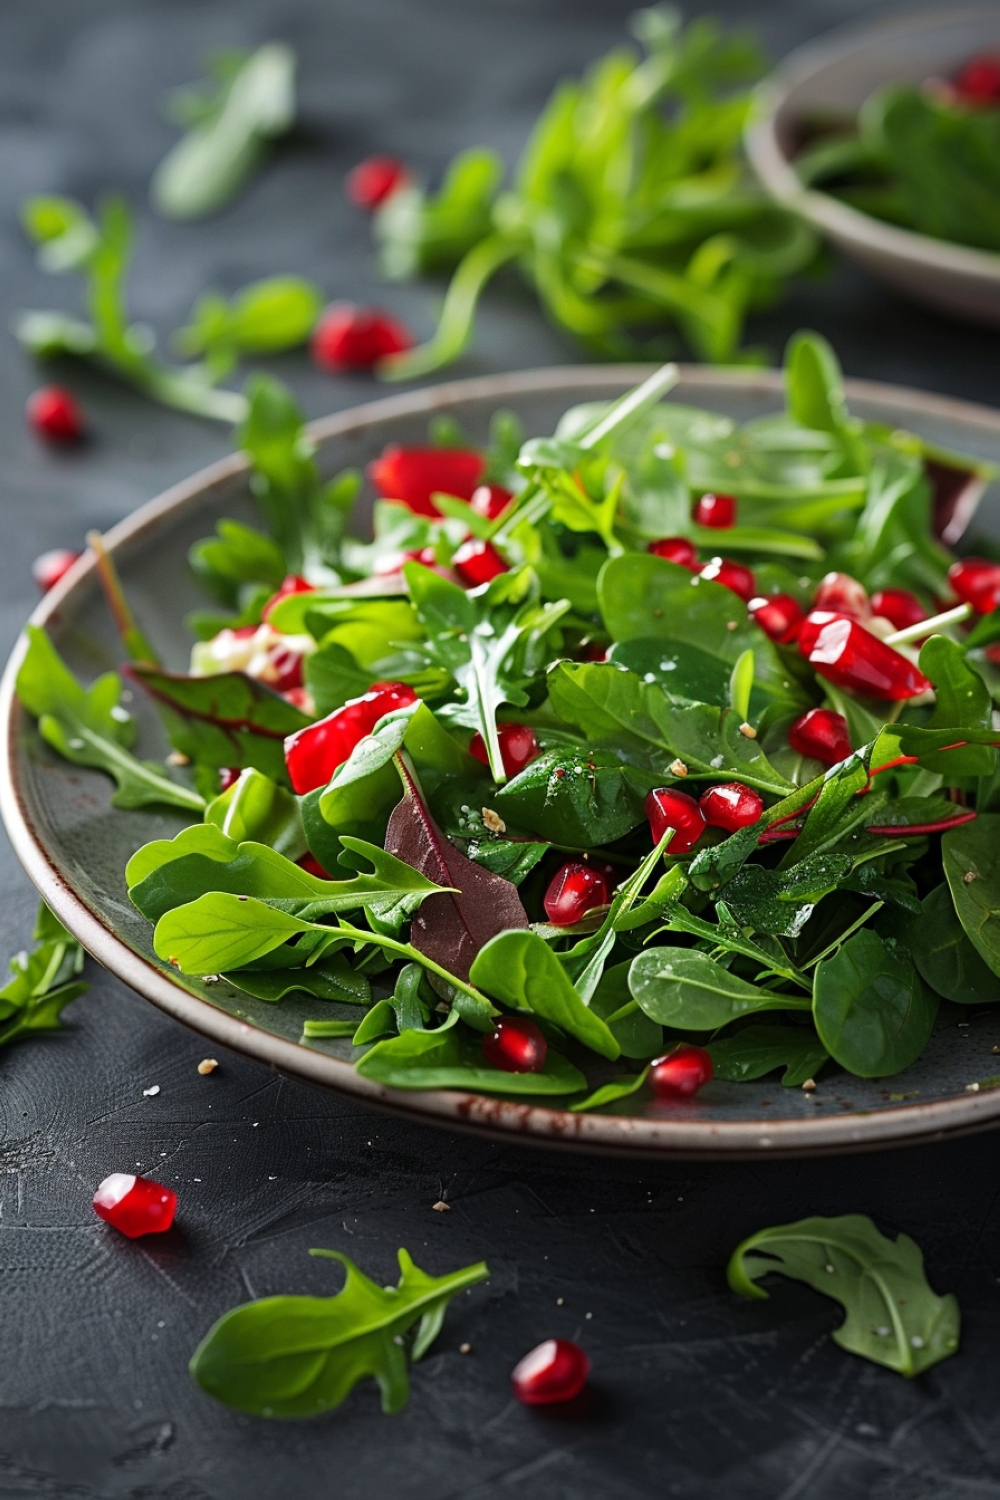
[[5, 365, 1000, 1158]]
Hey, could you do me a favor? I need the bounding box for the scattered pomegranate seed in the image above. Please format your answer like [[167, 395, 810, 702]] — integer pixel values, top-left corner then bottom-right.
[[511, 1339, 590, 1406], [543, 862, 610, 925], [469, 722, 540, 778], [453, 538, 508, 587], [312, 304, 414, 371], [650, 1045, 713, 1100], [482, 1016, 548, 1073], [645, 787, 706, 854], [218, 767, 241, 792], [368, 445, 486, 518], [647, 536, 698, 570], [284, 681, 417, 793], [812, 571, 869, 620], [949, 557, 1000, 614], [802, 616, 932, 699], [698, 556, 755, 602], [345, 155, 411, 208], [27, 385, 84, 444], [693, 492, 736, 528], [261, 574, 315, 621], [869, 588, 926, 631], [31, 548, 80, 593], [955, 54, 1000, 105], [470, 484, 513, 520], [699, 782, 764, 832], [788, 708, 852, 765], [748, 592, 803, 644], [92, 1172, 177, 1238]]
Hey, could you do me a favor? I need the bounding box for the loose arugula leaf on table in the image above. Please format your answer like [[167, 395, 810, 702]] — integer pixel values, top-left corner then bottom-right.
[[0, 902, 88, 1051], [812, 929, 937, 1078], [728, 1214, 960, 1377], [190, 1245, 488, 1417], [174, 277, 322, 381], [356, 1009, 586, 1093]]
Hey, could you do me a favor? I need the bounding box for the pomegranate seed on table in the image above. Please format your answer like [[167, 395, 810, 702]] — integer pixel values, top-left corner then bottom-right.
[[699, 782, 764, 832], [469, 722, 540, 778], [27, 385, 84, 444], [470, 484, 513, 520], [284, 681, 417, 793], [870, 588, 926, 631], [311, 304, 414, 371], [543, 862, 610, 926], [482, 1016, 548, 1073], [949, 557, 1000, 614], [262, 574, 315, 621], [692, 492, 736, 528], [788, 708, 852, 765], [453, 538, 508, 587], [512, 1338, 590, 1406], [650, 1045, 713, 1100], [647, 536, 698, 570], [32, 548, 80, 592], [92, 1173, 177, 1238], [802, 616, 932, 699], [698, 556, 756, 602], [812, 571, 869, 619], [368, 445, 486, 518], [645, 787, 706, 854], [748, 592, 803, 643], [955, 54, 1000, 105], [345, 154, 411, 208]]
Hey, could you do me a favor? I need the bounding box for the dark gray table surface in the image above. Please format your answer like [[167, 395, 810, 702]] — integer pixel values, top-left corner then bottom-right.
[[3, 2, 1000, 1496]]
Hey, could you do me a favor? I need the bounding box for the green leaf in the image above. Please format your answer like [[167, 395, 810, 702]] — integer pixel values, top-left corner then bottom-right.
[[570, 1068, 650, 1113], [708, 1025, 828, 1086], [916, 635, 996, 775], [189, 1246, 489, 1417], [943, 814, 1000, 977], [909, 884, 999, 1005], [493, 747, 660, 847], [728, 1214, 960, 1377], [469, 929, 620, 1060], [812, 929, 937, 1078], [189, 519, 287, 608], [176, 277, 321, 372], [227, 956, 370, 1005], [355, 1012, 586, 1093], [628, 948, 807, 1029], [154, 894, 323, 973], [205, 768, 306, 861], [0, 900, 88, 1049]]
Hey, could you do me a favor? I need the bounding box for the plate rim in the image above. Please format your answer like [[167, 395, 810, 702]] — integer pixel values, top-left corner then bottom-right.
[[6, 362, 1000, 1158]]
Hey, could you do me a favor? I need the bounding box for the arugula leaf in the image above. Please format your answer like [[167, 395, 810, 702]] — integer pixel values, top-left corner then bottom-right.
[[629, 948, 809, 1030], [174, 277, 321, 380], [469, 930, 620, 1060], [355, 1010, 586, 1093], [190, 1245, 488, 1416], [916, 635, 996, 776], [228, 956, 370, 1006], [0, 902, 88, 1049], [812, 929, 937, 1078], [708, 1025, 828, 1086], [205, 768, 306, 861], [728, 1214, 960, 1377]]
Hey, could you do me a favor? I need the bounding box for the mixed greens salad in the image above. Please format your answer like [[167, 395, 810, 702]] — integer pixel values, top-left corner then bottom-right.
[[18, 331, 1000, 1108]]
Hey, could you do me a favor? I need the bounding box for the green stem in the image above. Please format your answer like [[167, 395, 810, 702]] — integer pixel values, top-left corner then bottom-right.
[[331, 919, 495, 1013], [884, 602, 971, 646], [802, 902, 885, 972]]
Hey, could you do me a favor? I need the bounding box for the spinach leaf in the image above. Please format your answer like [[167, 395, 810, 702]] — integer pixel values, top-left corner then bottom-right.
[[812, 929, 937, 1078], [0, 902, 88, 1049], [356, 1011, 586, 1093], [720, 854, 854, 937], [943, 814, 1000, 977], [707, 1025, 828, 1086], [470, 929, 619, 1060], [909, 884, 999, 1006], [628, 949, 809, 1030], [589, 962, 663, 1059], [493, 747, 660, 847], [570, 1068, 650, 1113]]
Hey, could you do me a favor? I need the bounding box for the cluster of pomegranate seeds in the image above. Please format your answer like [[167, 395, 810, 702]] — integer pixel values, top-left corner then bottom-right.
[[645, 787, 706, 853], [262, 573, 315, 622], [93, 1173, 176, 1238], [693, 492, 736, 528], [453, 537, 508, 587], [32, 548, 80, 593], [949, 557, 1000, 614], [511, 1339, 590, 1406], [311, 304, 414, 371], [470, 484, 513, 520], [647, 536, 698, 569], [748, 592, 802, 643], [870, 587, 926, 631], [368, 444, 486, 518], [698, 555, 756, 602], [650, 1045, 713, 1100], [788, 707, 852, 765], [469, 722, 540, 778], [699, 782, 764, 832], [27, 385, 84, 444], [955, 54, 1000, 105], [800, 614, 932, 700], [543, 862, 610, 925], [482, 1016, 548, 1073], [345, 154, 411, 208], [284, 680, 417, 794]]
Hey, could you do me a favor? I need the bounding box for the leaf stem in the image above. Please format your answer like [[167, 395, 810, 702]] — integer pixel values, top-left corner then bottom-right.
[[802, 902, 884, 971], [330, 919, 496, 1015], [884, 603, 970, 646]]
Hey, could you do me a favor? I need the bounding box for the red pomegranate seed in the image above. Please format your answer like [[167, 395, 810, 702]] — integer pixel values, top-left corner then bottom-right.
[[645, 788, 706, 854], [345, 155, 411, 208], [31, 548, 80, 592], [512, 1338, 590, 1406], [469, 722, 540, 778], [698, 556, 756, 602], [869, 588, 926, 631], [283, 686, 314, 713], [955, 54, 1000, 104], [453, 538, 508, 587], [650, 1045, 713, 1100], [748, 592, 803, 644], [699, 782, 764, 832], [812, 571, 869, 620], [470, 484, 513, 520], [268, 644, 304, 693], [693, 492, 736, 528], [788, 708, 852, 765], [579, 641, 609, 662], [262, 574, 315, 621], [92, 1172, 177, 1238], [368, 445, 486, 518], [543, 862, 609, 926], [648, 536, 698, 570], [312, 304, 414, 371], [284, 680, 417, 793], [218, 767, 241, 792], [482, 1016, 548, 1073], [949, 557, 1000, 614], [803, 616, 932, 699], [27, 386, 84, 444], [797, 610, 849, 655], [297, 852, 332, 878]]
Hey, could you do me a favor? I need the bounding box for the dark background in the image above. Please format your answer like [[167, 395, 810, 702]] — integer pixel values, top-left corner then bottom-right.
[[2, 2, 1000, 1496]]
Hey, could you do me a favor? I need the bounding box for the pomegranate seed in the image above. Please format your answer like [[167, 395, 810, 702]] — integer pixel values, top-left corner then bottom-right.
[[482, 1016, 548, 1073], [283, 686, 314, 713], [32, 548, 80, 592], [698, 556, 756, 602], [955, 54, 1000, 104], [345, 155, 411, 208], [368, 445, 486, 518], [470, 484, 513, 520], [699, 782, 764, 832], [27, 385, 84, 444], [797, 610, 848, 655], [469, 722, 540, 778], [284, 680, 417, 793], [788, 708, 852, 765], [92, 1172, 177, 1238], [693, 492, 736, 528], [298, 852, 332, 878], [312, 304, 414, 371], [647, 536, 698, 570], [645, 787, 706, 854], [268, 644, 304, 693], [870, 588, 926, 631], [803, 616, 932, 700], [543, 862, 609, 925], [812, 571, 869, 620], [218, 767, 241, 792], [748, 592, 803, 644], [650, 1045, 713, 1100], [579, 641, 609, 662], [511, 1339, 590, 1406], [949, 557, 1000, 614], [453, 538, 508, 587], [261, 574, 314, 621]]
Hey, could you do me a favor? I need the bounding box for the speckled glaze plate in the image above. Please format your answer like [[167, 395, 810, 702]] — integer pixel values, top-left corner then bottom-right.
[[5, 366, 1000, 1159]]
